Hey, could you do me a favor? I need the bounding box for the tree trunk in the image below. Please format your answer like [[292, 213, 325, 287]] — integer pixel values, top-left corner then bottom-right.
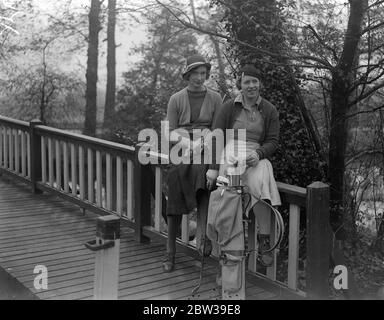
[[103, 0, 117, 131], [375, 219, 384, 251], [40, 74, 46, 125], [210, 35, 229, 97], [329, 74, 350, 232], [150, 43, 166, 93], [328, 0, 368, 234], [190, 0, 229, 97], [84, 0, 101, 137], [40, 45, 48, 125]]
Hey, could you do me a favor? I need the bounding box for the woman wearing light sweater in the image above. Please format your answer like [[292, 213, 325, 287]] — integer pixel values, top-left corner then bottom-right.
[[207, 64, 281, 266], [163, 54, 222, 272]]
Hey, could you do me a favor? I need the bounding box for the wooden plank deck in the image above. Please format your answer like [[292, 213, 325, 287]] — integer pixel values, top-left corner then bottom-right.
[[0, 175, 282, 300]]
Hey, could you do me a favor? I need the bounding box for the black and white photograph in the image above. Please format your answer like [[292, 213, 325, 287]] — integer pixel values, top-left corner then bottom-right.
[[0, 0, 383, 306]]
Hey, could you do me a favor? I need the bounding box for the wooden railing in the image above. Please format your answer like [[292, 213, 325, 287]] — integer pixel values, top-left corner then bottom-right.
[[0, 117, 31, 183], [138, 152, 331, 299], [0, 116, 331, 299]]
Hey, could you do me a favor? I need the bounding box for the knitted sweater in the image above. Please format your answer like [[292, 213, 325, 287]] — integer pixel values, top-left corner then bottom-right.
[[167, 87, 222, 134], [165, 87, 222, 215], [210, 96, 280, 170]]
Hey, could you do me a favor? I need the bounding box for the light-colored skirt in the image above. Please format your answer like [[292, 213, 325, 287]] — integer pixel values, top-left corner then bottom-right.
[[219, 140, 281, 209]]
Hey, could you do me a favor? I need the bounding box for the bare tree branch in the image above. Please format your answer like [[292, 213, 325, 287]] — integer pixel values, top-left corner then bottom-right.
[[368, 0, 384, 9], [346, 149, 384, 166], [362, 68, 384, 86], [46, 13, 89, 41], [361, 20, 384, 35], [305, 24, 339, 61], [350, 80, 384, 105], [155, 0, 334, 70], [345, 103, 384, 119], [359, 42, 384, 55], [116, 3, 160, 13]]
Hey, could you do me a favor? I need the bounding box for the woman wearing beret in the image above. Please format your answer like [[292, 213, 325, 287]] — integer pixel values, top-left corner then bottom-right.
[[206, 64, 281, 266], [163, 54, 222, 272]]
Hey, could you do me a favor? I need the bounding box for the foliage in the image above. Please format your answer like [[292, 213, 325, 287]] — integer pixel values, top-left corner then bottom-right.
[[212, 0, 327, 187], [0, 66, 85, 125], [0, 0, 33, 52], [105, 7, 200, 143], [209, 0, 384, 237], [0, 0, 88, 125], [208, 0, 384, 297], [109, 90, 168, 144], [341, 235, 384, 299]]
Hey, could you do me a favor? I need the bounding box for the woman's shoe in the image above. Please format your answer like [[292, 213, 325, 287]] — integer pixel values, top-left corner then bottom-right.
[[162, 253, 175, 273], [258, 234, 274, 268]]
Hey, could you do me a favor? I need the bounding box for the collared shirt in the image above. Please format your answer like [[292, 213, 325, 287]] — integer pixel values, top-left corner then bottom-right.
[[232, 94, 264, 143], [209, 94, 279, 170], [234, 93, 262, 110]]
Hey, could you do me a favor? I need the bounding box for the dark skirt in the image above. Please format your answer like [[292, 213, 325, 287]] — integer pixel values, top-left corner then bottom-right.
[[166, 163, 208, 216]]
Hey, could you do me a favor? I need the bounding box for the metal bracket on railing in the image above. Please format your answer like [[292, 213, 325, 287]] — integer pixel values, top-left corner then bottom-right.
[[85, 239, 115, 252]]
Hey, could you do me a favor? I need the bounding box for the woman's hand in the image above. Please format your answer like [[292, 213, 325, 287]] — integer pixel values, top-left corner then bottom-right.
[[191, 138, 203, 155], [246, 151, 260, 167], [206, 169, 219, 190]]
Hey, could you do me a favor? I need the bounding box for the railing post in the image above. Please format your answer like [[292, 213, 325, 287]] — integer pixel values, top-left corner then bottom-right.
[[85, 215, 120, 300], [133, 144, 151, 243], [0, 125, 3, 174], [30, 120, 43, 194], [306, 181, 331, 299]]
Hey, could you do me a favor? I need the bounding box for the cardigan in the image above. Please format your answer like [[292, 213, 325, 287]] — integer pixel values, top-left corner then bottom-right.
[[165, 86, 222, 216], [210, 96, 280, 170], [167, 87, 222, 134]]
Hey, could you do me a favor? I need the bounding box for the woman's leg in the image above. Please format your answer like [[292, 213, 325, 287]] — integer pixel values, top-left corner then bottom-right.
[[196, 189, 212, 256], [163, 214, 182, 272], [253, 200, 273, 267], [253, 201, 271, 234]]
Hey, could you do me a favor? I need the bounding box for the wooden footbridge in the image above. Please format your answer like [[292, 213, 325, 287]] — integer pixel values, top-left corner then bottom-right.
[[0, 116, 331, 300]]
